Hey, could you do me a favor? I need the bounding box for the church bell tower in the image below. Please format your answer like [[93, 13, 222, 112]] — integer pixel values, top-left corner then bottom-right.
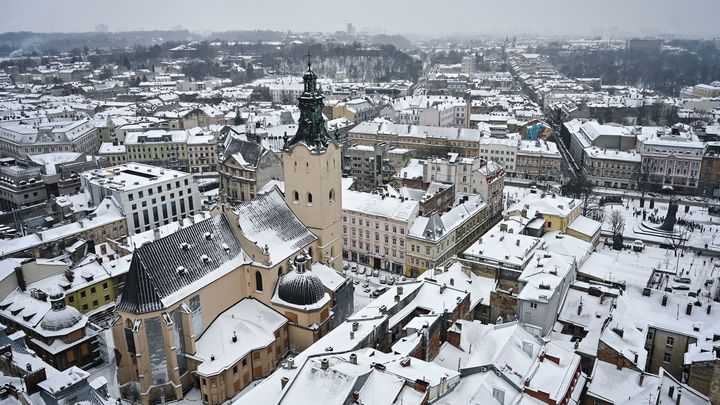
[[282, 52, 343, 272]]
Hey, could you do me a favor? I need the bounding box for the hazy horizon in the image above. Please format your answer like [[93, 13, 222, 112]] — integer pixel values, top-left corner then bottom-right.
[[2, 0, 720, 39]]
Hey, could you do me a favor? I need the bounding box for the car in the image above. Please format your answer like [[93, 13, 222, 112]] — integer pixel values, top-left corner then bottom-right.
[[372, 289, 383, 297], [352, 280, 359, 285], [672, 285, 690, 291], [632, 240, 645, 252], [379, 275, 387, 284], [357, 267, 365, 276], [362, 283, 369, 288], [674, 277, 691, 284], [351, 265, 358, 273], [373, 270, 380, 277], [400, 276, 406, 282], [364, 288, 371, 293], [387, 277, 395, 285], [343, 263, 349, 270]]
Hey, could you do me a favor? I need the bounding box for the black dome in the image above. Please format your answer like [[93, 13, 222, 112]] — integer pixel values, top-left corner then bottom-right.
[[278, 255, 325, 306]]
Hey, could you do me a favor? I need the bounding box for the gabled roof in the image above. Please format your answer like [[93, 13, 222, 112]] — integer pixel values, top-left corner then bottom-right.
[[117, 214, 247, 314], [221, 136, 265, 169], [233, 190, 317, 266]]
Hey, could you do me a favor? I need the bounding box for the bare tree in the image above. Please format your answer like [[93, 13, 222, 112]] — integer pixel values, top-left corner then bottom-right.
[[664, 216, 690, 259], [608, 210, 625, 250]]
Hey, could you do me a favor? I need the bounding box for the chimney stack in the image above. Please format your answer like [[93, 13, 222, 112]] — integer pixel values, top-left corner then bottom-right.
[[281, 376, 289, 390], [349, 353, 357, 365], [686, 303, 693, 316], [320, 358, 329, 370]]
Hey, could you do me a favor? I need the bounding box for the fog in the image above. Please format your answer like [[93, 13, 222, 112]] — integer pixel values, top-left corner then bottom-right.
[[2, 0, 719, 37]]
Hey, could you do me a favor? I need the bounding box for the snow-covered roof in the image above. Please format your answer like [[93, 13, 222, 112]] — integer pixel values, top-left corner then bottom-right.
[[195, 298, 287, 377], [343, 190, 419, 223]]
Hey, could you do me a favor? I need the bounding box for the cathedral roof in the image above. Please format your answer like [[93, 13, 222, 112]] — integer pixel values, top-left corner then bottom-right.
[[117, 214, 248, 314], [277, 254, 325, 306]]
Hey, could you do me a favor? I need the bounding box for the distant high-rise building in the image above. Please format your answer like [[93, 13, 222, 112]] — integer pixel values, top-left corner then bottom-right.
[[346, 22, 355, 35]]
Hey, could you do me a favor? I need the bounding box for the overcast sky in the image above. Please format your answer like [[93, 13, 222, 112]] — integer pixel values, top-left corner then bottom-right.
[[2, 0, 719, 38]]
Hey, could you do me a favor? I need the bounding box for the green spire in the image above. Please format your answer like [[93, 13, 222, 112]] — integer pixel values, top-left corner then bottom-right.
[[283, 50, 330, 152]]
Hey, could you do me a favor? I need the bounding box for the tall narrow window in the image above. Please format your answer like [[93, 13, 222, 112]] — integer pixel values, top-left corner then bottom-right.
[[293, 191, 299, 203], [329, 189, 335, 203], [255, 271, 263, 292], [307, 193, 313, 204]]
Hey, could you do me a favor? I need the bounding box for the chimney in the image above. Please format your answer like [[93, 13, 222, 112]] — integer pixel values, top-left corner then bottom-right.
[[397, 286, 403, 295], [320, 358, 329, 370], [281, 376, 289, 390], [686, 303, 693, 316], [349, 353, 357, 365], [286, 357, 295, 368], [350, 331, 355, 340], [352, 322, 359, 332], [352, 391, 360, 402], [400, 357, 411, 367], [577, 302, 583, 316], [14, 267, 25, 291], [708, 304, 712, 315], [639, 372, 645, 386], [662, 295, 668, 306], [449, 278, 454, 286], [676, 388, 682, 405]]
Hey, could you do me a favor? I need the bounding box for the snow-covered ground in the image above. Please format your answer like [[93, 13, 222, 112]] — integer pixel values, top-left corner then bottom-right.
[[598, 197, 720, 250], [342, 261, 409, 313]]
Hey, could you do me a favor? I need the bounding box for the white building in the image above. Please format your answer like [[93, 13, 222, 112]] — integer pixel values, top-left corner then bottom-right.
[[81, 163, 201, 234], [479, 135, 519, 172], [639, 124, 705, 191], [342, 189, 419, 273]]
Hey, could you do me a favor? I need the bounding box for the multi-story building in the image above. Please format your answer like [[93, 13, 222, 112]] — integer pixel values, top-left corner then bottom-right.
[[639, 124, 705, 192], [97, 142, 127, 165], [342, 142, 413, 190], [218, 136, 283, 203], [507, 192, 582, 235], [405, 194, 493, 276], [479, 135, 518, 173], [81, 163, 201, 234], [476, 160, 505, 216], [342, 189, 419, 273], [0, 289, 102, 371], [515, 139, 563, 181], [516, 250, 576, 336], [0, 119, 97, 159], [187, 132, 218, 173], [582, 146, 641, 189], [423, 153, 482, 194], [0, 161, 46, 210], [700, 144, 720, 197], [124, 129, 190, 172], [349, 122, 482, 159]]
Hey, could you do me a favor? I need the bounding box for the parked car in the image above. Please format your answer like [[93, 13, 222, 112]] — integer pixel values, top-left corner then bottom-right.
[[352, 280, 359, 285], [632, 240, 645, 252], [373, 269, 380, 277], [387, 277, 395, 285], [351, 265, 358, 273], [672, 285, 690, 291], [362, 283, 369, 288], [379, 275, 387, 284], [343, 263, 349, 270]]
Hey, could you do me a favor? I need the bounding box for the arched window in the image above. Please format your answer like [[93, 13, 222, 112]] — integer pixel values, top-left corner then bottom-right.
[[307, 192, 313, 204], [308, 247, 313, 259], [293, 191, 299, 203], [329, 188, 335, 203], [255, 271, 263, 292]]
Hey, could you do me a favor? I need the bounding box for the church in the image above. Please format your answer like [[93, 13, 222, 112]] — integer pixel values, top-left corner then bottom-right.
[[111, 57, 353, 405]]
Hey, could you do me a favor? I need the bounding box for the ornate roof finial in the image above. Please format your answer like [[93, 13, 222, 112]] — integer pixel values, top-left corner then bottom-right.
[[306, 49, 312, 71]]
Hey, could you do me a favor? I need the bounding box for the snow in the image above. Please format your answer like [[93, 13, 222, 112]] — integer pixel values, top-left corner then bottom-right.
[[419, 262, 495, 310], [194, 298, 286, 377], [343, 189, 419, 222], [27, 152, 82, 175]]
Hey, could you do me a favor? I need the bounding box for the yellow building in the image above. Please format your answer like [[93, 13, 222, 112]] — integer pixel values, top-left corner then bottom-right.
[[405, 194, 493, 277], [507, 192, 581, 234]]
